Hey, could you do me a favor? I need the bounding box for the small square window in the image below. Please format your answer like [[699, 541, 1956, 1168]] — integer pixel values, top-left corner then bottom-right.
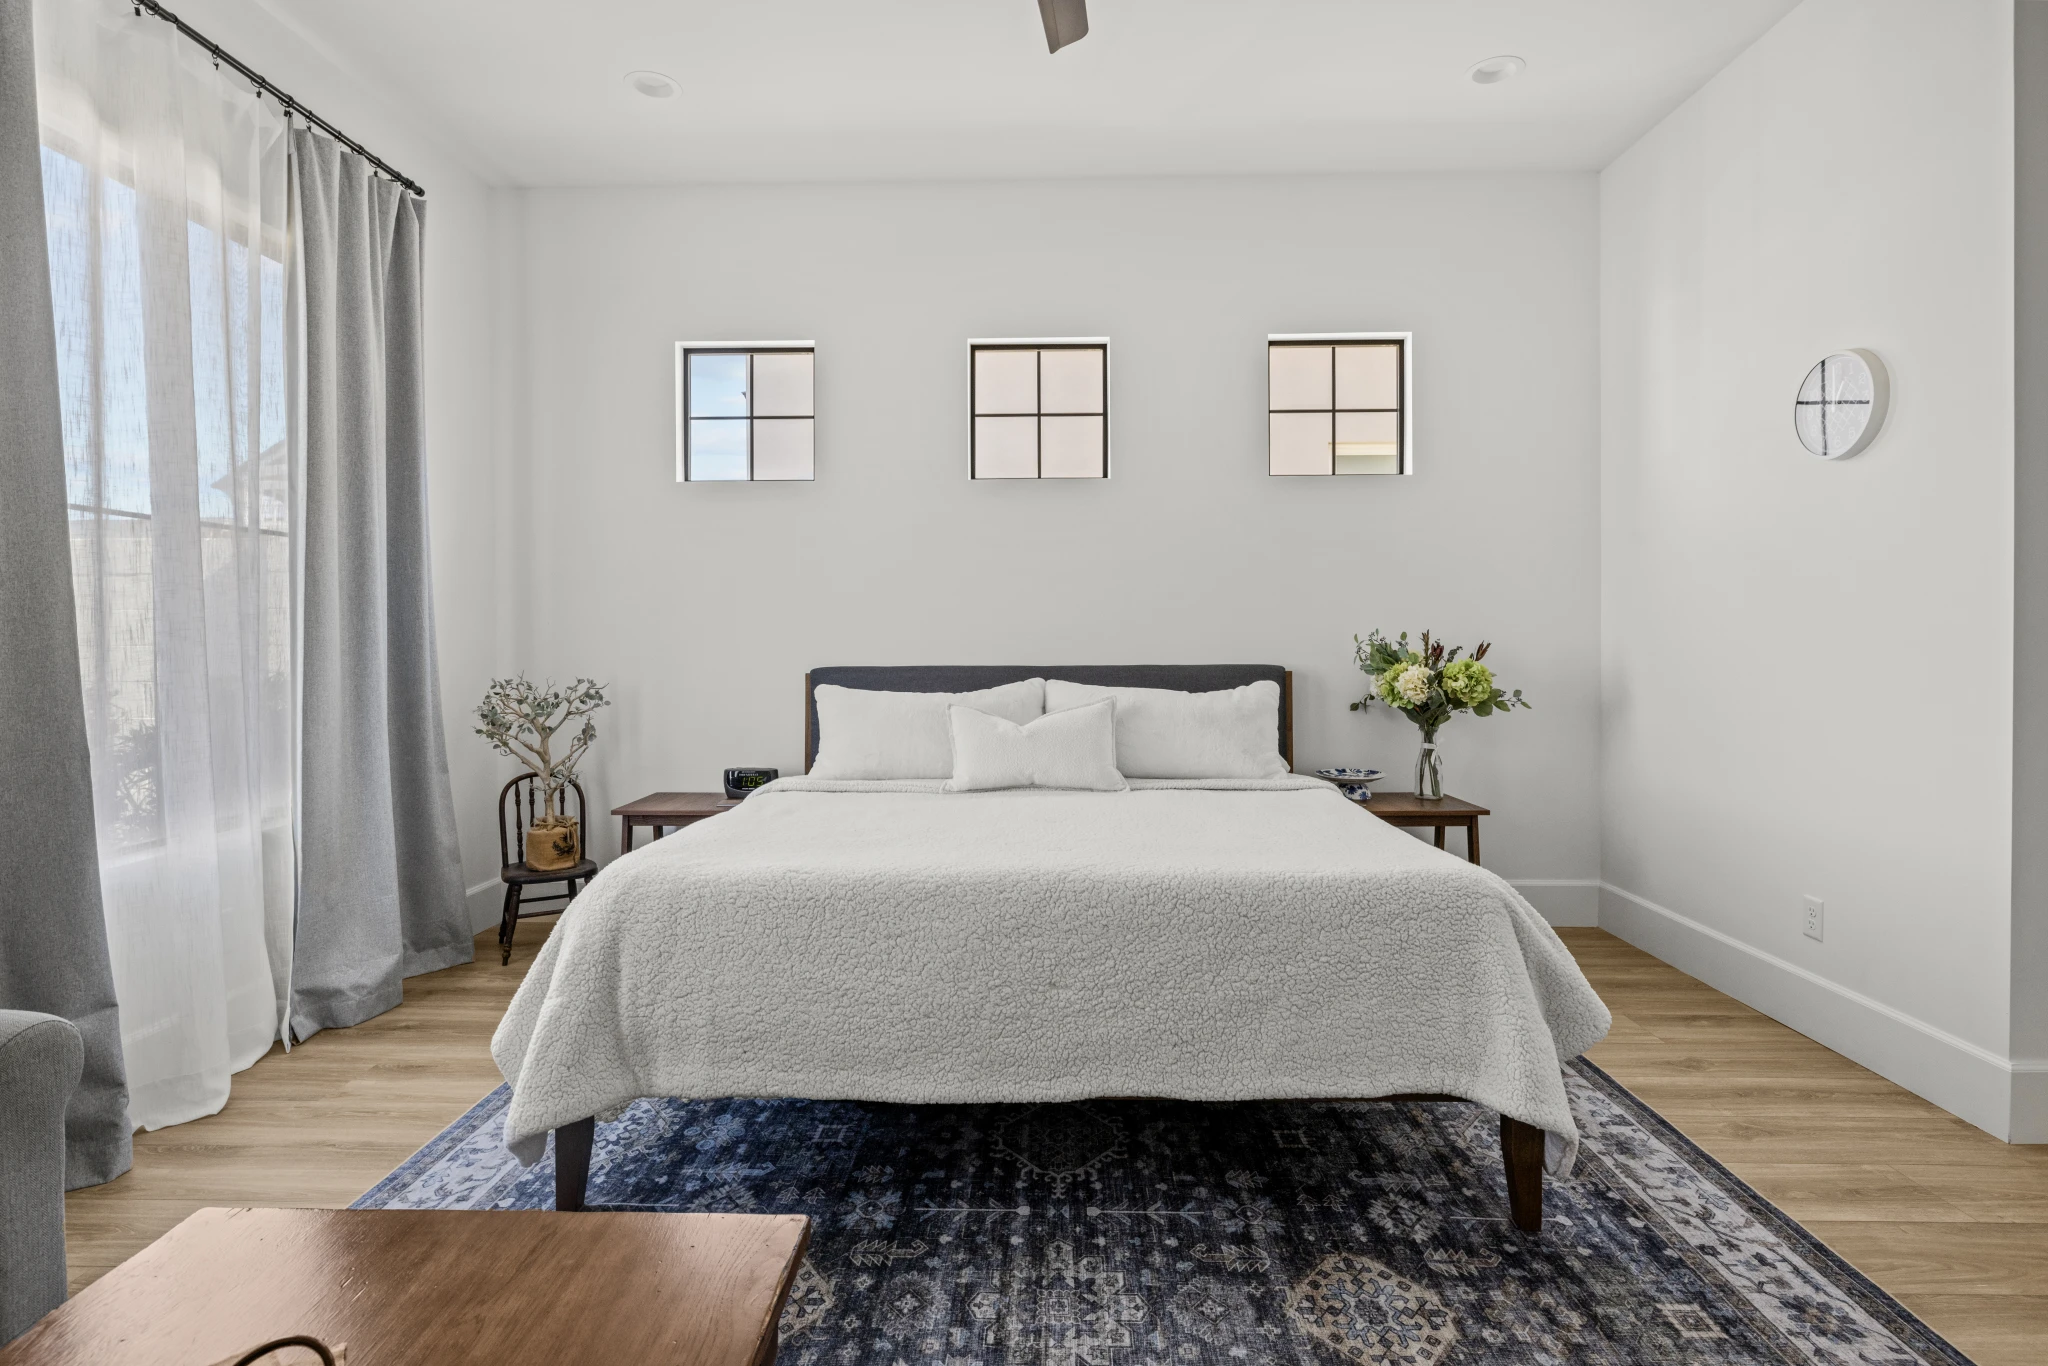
[[969, 341, 1108, 479], [974, 417, 1039, 478], [1268, 345, 1332, 412], [688, 418, 749, 481], [676, 344, 815, 481], [1039, 348, 1105, 414], [1268, 334, 1410, 476], [1040, 415, 1106, 477], [974, 349, 1039, 415], [1268, 411, 1333, 476], [752, 418, 815, 480]]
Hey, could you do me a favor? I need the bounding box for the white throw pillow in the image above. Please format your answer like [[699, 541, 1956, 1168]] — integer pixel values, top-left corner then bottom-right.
[[811, 679, 1046, 780], [1044, 678, 1287, 779], [944, 699, 1127, 792]]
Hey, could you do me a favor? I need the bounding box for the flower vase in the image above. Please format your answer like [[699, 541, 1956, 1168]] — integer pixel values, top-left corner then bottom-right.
[[1413, 731, 1444, 800]]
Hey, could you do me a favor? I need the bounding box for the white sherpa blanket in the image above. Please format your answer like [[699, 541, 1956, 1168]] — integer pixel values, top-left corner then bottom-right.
[[492, 777, 1610, 1174]]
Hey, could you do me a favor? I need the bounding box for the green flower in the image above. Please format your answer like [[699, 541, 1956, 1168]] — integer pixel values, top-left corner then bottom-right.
[[1442, 657, 1494, 708]]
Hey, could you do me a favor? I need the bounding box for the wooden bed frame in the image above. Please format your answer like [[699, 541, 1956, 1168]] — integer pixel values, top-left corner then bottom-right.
[[553, 1109, 1546, 1231], [548, 664, 1548, 1232]]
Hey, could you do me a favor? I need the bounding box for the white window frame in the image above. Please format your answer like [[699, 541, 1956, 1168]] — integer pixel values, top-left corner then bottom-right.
[[674, 340, 817, 482], [1266, 332, 1414, 477], [968, 337, 1111, 480]]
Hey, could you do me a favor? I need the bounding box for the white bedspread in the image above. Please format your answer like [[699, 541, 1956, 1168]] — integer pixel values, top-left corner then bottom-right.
[[492, 777, 1610, 1172]]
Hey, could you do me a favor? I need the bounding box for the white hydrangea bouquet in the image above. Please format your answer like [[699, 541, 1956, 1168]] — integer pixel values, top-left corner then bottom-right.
[[1350, 629, 1528, 799]]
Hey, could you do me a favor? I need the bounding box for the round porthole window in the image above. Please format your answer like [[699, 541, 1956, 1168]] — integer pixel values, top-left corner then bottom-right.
[[1794, 349, 1890, 460]]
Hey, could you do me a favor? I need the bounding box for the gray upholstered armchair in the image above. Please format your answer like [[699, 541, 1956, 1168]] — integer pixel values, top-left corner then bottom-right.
[[0, 1010, 82, 1344]]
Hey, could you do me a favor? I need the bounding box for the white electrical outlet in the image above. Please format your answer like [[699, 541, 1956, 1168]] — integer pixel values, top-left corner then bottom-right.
[[1803, 895, 1825, 942]]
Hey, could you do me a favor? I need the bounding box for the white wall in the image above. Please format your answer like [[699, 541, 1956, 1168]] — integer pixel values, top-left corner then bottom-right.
[[493, 173, 1604, 919], [1600, 0, 2027, 1135], [2014, 0, 2048, 1138], [171, 0, 508, 931]]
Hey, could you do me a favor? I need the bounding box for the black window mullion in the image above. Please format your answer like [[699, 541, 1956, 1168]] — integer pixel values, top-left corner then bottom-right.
[[1329, 345, 1338, 474]]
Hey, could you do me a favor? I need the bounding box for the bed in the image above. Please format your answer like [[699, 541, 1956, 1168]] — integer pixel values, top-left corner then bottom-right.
[[491, 665, 1610, 1232]]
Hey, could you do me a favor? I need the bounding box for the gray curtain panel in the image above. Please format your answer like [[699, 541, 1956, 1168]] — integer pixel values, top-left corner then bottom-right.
[[290, 129, 470, 1040], [0, 0, 132, 1187]]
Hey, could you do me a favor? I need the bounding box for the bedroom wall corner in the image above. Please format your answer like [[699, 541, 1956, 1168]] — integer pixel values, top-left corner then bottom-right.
[[2011, 0, 2048, 1141], [1598, 0, 2023, 1136], [464, 182, 539, 934]]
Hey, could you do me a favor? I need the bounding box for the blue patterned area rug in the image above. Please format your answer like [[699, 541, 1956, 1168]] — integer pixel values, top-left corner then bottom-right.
[[355, 1060, 1968, 1366]]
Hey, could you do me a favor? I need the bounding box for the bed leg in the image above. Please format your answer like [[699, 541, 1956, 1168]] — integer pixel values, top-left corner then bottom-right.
[[1499, 1115, 1544, 1233], [555, 1116, 595, 1212]]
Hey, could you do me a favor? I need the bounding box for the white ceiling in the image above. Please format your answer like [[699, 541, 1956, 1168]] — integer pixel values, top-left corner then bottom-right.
[[262, 0, 1801, 187]]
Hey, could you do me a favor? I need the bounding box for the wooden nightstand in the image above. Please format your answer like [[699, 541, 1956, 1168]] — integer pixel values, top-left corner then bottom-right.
[[613, 791, 740, 857], [1348, 791, 1489, 865]]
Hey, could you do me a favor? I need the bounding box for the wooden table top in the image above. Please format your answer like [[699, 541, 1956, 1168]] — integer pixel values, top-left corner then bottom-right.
[[612, 791, 743, 819], [0, 1208, 809, 1366], [1350, 790, 1490, 818]]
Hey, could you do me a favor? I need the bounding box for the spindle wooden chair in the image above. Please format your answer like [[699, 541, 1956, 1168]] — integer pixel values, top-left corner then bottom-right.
[[496, 774, 598, 964]]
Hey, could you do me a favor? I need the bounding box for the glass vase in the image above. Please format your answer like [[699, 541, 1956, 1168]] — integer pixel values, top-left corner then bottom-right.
[[1413, 730, 1444, 800]]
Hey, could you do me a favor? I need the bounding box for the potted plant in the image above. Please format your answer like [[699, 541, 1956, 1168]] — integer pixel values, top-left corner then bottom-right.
[[474, 676, 611, 871], [1351, 631, 1528, 799]]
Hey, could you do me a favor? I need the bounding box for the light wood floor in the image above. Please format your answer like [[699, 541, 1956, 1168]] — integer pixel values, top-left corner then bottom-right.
[[63, 926, 2048, 1365]]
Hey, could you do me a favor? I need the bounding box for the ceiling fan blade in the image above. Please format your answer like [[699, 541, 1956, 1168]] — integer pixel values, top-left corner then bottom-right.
[[1038, 0, 1089, 53]]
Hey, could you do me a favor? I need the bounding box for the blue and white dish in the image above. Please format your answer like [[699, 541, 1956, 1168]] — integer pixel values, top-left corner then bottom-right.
[[1314, 767, 1384, 803]]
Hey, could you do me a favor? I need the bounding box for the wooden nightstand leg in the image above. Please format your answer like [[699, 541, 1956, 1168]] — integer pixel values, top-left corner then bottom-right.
[[1433, 825, 1446, 851], [1468, 820, 1481, 866], [620, 817, 632, 858]]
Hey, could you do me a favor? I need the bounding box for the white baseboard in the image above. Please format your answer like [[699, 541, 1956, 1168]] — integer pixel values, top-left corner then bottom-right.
[[466, 878, 502, 934], [1598, 881, 2032, 1142], [1509, 878, 1601, 927], [2015, 1064, 2048, 1143]]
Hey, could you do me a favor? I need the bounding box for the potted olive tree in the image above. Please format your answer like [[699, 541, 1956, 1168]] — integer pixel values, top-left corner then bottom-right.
[[474, 676, 610, 871]]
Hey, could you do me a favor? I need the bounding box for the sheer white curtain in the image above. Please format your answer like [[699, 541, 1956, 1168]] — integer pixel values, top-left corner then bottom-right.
[[33, 0, 295, 1130]]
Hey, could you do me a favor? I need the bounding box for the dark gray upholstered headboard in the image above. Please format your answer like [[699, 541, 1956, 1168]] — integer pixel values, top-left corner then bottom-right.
[[804, 665, 1292, 773]]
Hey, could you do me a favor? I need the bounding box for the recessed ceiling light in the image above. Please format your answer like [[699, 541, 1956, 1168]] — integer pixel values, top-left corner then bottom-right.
[[1467, 55, 1526, 85], [625, 70, 679, 99]]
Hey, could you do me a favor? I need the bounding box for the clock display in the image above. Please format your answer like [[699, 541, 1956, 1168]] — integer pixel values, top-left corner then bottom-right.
[[724, 767, 779, 800]]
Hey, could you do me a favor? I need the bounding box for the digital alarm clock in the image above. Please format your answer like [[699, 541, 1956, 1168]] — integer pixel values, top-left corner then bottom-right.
[[723, 767, 779, 800]]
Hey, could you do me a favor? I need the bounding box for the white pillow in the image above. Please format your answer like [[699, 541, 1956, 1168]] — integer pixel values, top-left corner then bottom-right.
[[1044, 678, 1287, 779], [811, 679, 1045, 780], [944, 699, 1127, 792]]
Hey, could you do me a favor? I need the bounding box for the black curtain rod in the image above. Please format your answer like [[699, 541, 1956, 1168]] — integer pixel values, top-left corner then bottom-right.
[[132, 0, 425, 198]]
